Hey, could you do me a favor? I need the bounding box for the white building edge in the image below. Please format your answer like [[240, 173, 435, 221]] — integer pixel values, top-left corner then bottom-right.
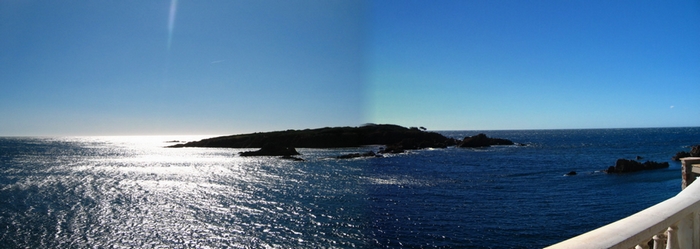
[[546, 157, 700, 249]]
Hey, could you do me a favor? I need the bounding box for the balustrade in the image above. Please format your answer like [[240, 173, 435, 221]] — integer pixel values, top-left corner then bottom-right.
[[546, 157, 700, 249]]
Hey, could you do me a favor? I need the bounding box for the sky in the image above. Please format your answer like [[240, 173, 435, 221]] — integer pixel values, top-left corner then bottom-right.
[[1, 0, 699, 136]]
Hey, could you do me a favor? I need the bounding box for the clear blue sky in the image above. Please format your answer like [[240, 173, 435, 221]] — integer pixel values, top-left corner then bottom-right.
[[1, 0, 698, 136]]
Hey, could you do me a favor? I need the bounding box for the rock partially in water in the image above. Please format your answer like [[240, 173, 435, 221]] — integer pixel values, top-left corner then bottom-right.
[[378, 145, 405, 154], [239, 144, 300, 157], [378, 136, 455, 154], [281, 155, 305, 161], [604, 159, 669, 173], [458, 133, 514, 148], [336, 151, 381, 159], [565, 171, 577, 176], [672, 145, 700, 161]]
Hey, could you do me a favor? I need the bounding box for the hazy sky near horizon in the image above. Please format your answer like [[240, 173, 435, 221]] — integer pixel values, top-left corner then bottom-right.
[[1, 0, 699, 136]]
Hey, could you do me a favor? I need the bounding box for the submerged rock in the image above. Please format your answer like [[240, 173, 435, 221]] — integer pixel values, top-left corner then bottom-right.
[[604, 159, 669, 173]]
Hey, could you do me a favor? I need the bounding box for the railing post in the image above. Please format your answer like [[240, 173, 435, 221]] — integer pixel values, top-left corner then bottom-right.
[[653, 234, 666, 249], [681, 157, 700, 189], [666, 225, 679, 249]]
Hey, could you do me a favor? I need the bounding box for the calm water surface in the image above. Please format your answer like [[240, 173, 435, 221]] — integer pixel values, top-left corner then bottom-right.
[[1, 128, 699, 248]]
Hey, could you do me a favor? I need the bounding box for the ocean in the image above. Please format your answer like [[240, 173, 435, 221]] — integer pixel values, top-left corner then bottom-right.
[[1, 127, 699, 248]]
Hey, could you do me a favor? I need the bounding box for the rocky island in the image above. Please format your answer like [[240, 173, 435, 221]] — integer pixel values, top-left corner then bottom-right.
[[458, 133, 515, 148], [170, 124, 456, 149], [169, 124, 516, 156]]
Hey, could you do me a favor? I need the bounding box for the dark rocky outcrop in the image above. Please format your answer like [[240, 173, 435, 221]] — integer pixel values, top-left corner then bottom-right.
[[336, 151, 381, 159], [281, 155, 305, 161], [672, 145, 700, 161], [458, 133, 515, 148], [170, 124, 458, 152], [379, 136, 455, 154], [604, 159, 669, 173], [674, 151, 692, 161], [378, 145, 405, 154], [239, 144, 300, 157], [565, 171, 577, 176]]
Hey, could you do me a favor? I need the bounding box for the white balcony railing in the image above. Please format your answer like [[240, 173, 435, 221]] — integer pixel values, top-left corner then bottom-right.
[[546, 157, 700, 249]]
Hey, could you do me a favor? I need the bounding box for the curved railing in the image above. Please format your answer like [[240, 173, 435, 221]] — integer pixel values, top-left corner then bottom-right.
[[546, 157, 700, 249]]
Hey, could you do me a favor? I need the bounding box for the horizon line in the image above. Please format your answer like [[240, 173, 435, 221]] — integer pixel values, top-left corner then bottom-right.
[[2, 125, 699, 137]]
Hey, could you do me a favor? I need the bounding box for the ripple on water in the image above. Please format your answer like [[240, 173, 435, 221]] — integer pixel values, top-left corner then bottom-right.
[[2, 130, 698, 248]]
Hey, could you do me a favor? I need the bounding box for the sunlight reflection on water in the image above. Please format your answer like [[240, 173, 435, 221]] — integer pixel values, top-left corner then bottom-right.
[[3, 129, 697, 248], [0, 136, 371, 248]]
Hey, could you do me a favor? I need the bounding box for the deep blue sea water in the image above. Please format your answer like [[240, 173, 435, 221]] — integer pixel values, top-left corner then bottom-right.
[[1, 127, 699, 248]]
